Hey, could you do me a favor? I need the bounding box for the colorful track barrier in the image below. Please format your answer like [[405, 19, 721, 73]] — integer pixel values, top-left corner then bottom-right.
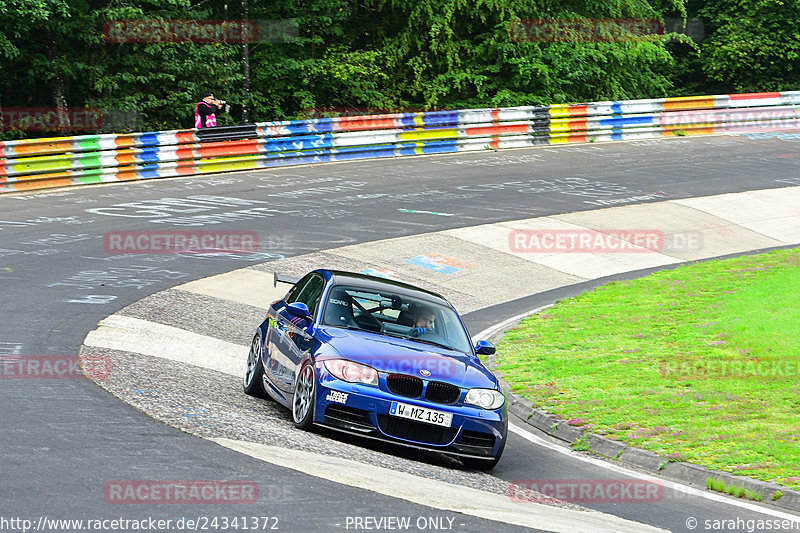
[[2, 91, 799, 193]]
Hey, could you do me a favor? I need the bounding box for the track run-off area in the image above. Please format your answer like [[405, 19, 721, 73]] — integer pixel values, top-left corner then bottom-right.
[[3, 133, 800, 532]]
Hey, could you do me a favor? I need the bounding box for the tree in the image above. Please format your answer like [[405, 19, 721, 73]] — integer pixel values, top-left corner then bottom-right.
[[1, 0, 797, 138], [695, 0, 800, 92]]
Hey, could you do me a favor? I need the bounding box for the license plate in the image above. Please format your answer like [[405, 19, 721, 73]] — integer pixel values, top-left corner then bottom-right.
[[389, 401, 452, 427]]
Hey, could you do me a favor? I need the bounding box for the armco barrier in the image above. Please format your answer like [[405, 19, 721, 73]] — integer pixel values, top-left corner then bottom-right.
[[2, 91, 800, 193]]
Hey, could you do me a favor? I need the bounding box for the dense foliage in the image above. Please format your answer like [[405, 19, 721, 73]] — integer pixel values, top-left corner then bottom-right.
[[1, 0, 798, 137]]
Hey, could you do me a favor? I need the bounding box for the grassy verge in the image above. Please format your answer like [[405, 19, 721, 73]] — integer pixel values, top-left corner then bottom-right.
[[706, 477, 762, 501], [495, 248, 800, 489]]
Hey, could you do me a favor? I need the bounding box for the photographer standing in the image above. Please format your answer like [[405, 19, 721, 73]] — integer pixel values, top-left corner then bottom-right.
[[194, 92, 225, 128]]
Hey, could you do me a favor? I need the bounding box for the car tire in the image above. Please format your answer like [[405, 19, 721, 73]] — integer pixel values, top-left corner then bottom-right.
[[243, 332, 268, 398], [461, 438, 505, 470], [292, 361, 316, 430]]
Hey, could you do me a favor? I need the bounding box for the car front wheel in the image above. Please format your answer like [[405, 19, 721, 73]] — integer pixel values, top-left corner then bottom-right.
[[292, 361, 316, 430], [243, 332, 267, 398]]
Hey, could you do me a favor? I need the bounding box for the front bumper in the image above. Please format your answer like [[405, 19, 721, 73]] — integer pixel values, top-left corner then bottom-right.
[[313, 369, 507, 460]]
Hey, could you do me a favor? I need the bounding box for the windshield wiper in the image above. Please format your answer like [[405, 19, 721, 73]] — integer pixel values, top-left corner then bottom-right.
[[377, 331, 406, 340], [406, 337, 456, 351], [375, 330, 453, 350], [327, 325, 456, 351]]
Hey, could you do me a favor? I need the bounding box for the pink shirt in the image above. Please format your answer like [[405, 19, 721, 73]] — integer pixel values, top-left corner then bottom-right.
[[194, 101, 218, 128]]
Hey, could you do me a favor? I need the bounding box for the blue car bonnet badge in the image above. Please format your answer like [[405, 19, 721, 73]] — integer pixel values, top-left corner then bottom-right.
[[420, 369, 431, 377]]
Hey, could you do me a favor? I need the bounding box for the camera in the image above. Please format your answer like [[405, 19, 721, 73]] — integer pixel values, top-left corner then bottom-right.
[[218, 100, 227, 105]]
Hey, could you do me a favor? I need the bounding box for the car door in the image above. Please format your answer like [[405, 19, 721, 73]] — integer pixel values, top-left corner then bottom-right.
[[270, 273, 325, 394], [265, 274, 313, 394]]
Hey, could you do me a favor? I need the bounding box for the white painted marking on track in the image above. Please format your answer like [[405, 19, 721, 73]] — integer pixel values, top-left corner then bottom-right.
[[177, 268, 284, 310], [84, 314, 247, 376], [212, 437, 667, 533], [508, 424, 800, 520], [472, 305, 552, 342]]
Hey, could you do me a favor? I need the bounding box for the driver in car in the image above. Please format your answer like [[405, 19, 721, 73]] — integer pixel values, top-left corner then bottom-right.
[[410, 305, 435, 337]]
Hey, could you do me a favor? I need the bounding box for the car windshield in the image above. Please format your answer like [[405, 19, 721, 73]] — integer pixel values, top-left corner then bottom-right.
[[320, 285, 472, 353]]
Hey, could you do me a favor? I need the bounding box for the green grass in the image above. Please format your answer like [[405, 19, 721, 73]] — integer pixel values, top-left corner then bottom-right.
[[706, 478, 763, 501], [572, 436, 591, 451], [495, 248, 800, 489]]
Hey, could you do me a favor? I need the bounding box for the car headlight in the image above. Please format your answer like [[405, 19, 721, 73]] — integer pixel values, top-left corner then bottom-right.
[[464, 388, 505, 410], [323, 359, 379, 386]]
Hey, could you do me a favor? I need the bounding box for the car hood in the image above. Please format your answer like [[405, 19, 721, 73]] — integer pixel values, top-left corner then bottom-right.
[[316, 326, 497, 388]]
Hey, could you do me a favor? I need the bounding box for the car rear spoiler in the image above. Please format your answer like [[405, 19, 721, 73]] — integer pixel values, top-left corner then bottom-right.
[[273, 272, 301, 287]]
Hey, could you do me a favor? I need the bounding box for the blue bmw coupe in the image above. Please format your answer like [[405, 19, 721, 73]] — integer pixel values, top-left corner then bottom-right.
[[243, 269, 507, 469]]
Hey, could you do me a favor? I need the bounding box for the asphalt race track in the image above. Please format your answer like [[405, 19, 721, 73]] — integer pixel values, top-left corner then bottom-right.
[[3, 133, 800, 532]]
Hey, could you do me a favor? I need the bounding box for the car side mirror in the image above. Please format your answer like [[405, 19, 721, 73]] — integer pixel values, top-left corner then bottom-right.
[[286, 302, 312, 320], [475, 340, 496, 356]]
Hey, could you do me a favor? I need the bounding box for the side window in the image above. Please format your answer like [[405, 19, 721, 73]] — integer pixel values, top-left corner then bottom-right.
[[294, 274, 325, 316], [323, 286, 355, 326], [285, 274, 314, 304]]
